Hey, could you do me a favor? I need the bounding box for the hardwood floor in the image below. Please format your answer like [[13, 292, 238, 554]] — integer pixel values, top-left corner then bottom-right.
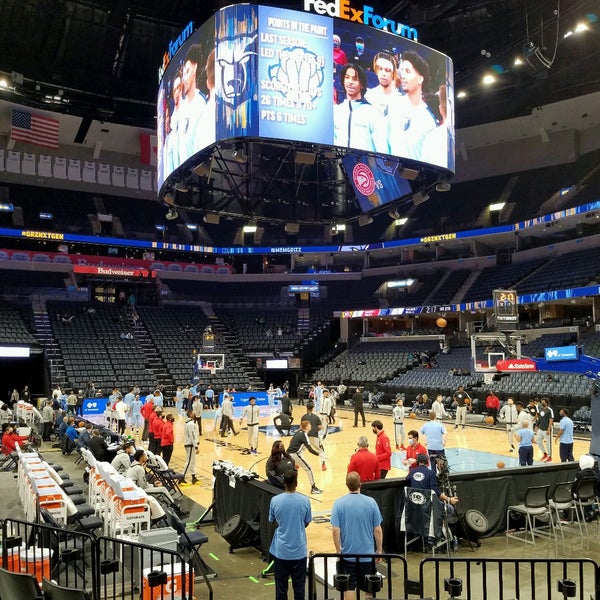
[[162, 406, 592, 555]]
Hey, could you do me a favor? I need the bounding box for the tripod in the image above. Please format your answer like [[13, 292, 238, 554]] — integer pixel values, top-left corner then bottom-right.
[[435, 455, 480, 551]]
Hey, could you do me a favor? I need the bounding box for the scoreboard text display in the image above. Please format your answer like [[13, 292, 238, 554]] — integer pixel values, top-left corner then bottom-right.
[[494, 289, 519, 331]]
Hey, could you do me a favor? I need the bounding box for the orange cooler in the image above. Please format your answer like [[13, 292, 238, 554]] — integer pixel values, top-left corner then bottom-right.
[[0, 546, 23, 572], [142, 564, 192, 600], [19, 547, 51, 584]]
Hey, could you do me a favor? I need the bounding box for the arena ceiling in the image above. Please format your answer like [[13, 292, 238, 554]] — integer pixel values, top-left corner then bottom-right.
[[0, 0, 599, 228], [1, 0, 597, 129]]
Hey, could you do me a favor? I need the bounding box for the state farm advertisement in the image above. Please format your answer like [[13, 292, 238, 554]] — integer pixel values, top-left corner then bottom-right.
[[495, 358, 537, 372]]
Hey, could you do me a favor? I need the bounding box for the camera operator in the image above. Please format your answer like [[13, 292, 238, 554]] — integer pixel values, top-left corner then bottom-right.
[[406, 454, 459, 505]]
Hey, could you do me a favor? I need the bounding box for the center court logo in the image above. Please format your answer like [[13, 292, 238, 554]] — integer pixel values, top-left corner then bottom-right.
[[352, 163, 376, 196]]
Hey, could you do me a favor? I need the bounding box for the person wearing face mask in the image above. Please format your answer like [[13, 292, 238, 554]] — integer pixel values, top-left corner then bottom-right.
[[351, 36, 371, 70], [333, 34, 347, 66], [402, 430, 428, 470]]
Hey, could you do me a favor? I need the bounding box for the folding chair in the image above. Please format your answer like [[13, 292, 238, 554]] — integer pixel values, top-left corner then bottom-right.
[[42, 577, 91, 600], [163, 507, 215, 592], [38, 508, 98, 585], [0, 445, 19, 471], [506, 484, 555, 546], [548, 481, 581, 554], [571, 477, 599, 540], [0, 566, 42, 600], [146, 451, 184, 499]]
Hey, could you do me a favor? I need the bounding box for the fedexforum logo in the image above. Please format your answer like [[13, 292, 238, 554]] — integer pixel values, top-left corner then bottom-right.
[[303, 0, 418, 40], [159, 21, 194, 81]]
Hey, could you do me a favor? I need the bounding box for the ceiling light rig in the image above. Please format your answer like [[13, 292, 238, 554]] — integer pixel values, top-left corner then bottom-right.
[[453, 6, 595, 104]]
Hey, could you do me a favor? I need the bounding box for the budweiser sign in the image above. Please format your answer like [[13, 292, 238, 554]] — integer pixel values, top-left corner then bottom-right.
[[73, 265, 154, 278]]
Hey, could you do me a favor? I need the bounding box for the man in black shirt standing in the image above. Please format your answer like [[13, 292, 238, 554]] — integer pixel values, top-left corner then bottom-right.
[[453, 385, 471, 430], [353, 386, 366, 427], [280, 393, 293, 420], [536, 397, 554, 462]]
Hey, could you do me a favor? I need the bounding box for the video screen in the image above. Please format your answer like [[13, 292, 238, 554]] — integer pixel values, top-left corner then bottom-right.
[[332, 19, 454, 172], [157, 15, 216, 190], [157, 5, 454, 193], [342, 154, 413, 212], [265, 358, 288, 369]]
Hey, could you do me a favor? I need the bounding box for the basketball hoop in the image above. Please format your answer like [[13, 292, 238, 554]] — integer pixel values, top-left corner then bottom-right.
[[210, 368, 216, 377]]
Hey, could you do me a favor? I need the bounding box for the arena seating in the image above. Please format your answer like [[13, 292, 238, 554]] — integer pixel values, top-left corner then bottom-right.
[[164, 280, 293, 305], [402, 148, 600, 242], [47, 301, 156, 393], [517, 245, 600, 294], [307, 337, 596, 410], [311, 341, 426, 385], [427, 269, 471, 305], [0, 303, 39, 346], [461, 259, 545, 303], [100, 195, 172, 240], [582, 331, 600, 358], [138, 305, 253, 390], [216, 308, 300, 353], [522, 333, 577, 358], [11, 184, 96, 235]]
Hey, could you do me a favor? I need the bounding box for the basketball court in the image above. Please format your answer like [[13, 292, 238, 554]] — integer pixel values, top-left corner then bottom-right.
[[126, 404, 590, 550]]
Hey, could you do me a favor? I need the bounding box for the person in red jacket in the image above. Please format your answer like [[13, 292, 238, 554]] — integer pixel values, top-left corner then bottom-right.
[[147, 405, 160, 452], [151, 409, 164, 456], [485, 390, 501, 425], [2, 425, 29, 456], [347, 435, 379, 482], [161, 414, 175, 465], [402, 430, 428, 470], [371, 420, 391, 479], [140, 397, 155, 442]]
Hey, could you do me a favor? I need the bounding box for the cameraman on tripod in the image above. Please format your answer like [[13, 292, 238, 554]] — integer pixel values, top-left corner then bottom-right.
[[406, 454, 459, 506]]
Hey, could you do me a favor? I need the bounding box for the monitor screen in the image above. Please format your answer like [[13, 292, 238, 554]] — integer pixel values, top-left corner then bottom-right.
[[157, 5, 454, 193], [265, 358, 288, 369], [342, 155, 413, 212]]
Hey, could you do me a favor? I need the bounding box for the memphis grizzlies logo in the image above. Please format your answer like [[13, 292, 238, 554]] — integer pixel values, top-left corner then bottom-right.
[[216, 33, 257, 109], [267, 46, 324, 106]]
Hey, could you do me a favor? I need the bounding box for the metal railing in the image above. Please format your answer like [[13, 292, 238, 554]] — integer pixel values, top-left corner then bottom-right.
[[308, 552, 409, 600], [418, 557, 600, 600], [307, 552, 600, 600], [0, 518, 214, 600], [1, 517, 98, 593]]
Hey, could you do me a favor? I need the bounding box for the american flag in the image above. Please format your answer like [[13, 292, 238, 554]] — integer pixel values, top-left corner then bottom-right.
[[11, 109, 60, 149]]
